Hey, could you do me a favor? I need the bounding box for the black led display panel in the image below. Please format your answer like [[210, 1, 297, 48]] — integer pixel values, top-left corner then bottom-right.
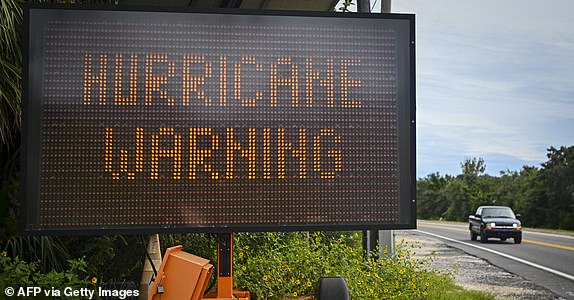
[[22, 6, 415, 234]]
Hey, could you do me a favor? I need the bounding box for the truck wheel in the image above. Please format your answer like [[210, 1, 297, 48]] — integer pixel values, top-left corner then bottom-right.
[[316, 277, 350, 300], [514, 237, 522, 244], [500, 238, 507, 242], [480, 231, 487, 243], [470, 231, 477, 241]]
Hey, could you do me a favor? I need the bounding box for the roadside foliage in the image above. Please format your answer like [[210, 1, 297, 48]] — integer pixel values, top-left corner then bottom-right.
[[417, 147, 574, 231]]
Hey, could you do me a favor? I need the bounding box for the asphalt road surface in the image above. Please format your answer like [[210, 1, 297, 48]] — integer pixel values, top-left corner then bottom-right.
[[415, 220, 574, 299]]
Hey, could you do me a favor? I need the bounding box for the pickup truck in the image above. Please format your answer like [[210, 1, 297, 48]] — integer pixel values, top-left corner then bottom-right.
[[469, 206, 522, 244]]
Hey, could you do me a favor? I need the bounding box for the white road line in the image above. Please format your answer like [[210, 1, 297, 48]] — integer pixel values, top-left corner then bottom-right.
[[418, 221, 574, 240], [524, 230, 574, 240], [416, 229, 574, 282]]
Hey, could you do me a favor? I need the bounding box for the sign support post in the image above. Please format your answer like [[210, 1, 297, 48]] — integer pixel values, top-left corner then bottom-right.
[[217, 233, 233, 298], [209, 233, 249, 300], [379, 230, 395, 257]]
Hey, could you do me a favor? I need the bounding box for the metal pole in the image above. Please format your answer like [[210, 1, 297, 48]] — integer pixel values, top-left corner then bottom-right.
[[362, 230, 379, 258], [217, 233, 233, 298], [139, 234, 162, 300], [380, 0, 391, 13], [362, 230, 368, 256], [357, 0, 371, 13], [378, 230, 395, 258]]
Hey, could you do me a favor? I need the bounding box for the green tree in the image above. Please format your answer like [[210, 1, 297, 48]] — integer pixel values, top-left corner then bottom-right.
[[442, 158, 489, 221], [493, 167, 538, 213], [337, 0, 355, 12], [537, 146, 574, 229], [416, 173, 450, 219], [442, 180, 468, 221], [417, 149, 574, 230], [511, 166, 544, 227], [461, 157, 486, 179]]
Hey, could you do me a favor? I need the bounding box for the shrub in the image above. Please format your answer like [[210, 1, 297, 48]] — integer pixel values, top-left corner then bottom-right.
[[232, 232, 436, 299], [156, 232, 496, 299], [0, 252, 92, 291]]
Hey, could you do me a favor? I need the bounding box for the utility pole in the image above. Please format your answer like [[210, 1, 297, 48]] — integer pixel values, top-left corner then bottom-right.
[[380, 0, 391, 13], [357, 0, 391, 13], [357, 0, 371, 13]]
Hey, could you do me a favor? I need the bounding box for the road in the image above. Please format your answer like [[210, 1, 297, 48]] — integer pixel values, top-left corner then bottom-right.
[[415, 220, 574, 299]]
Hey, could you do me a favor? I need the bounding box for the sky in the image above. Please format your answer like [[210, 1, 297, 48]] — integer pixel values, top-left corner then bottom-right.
[[357, 0, 574, 177]]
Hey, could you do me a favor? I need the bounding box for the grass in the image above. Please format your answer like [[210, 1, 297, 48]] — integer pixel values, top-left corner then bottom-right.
[[423, 273, 496, 300]]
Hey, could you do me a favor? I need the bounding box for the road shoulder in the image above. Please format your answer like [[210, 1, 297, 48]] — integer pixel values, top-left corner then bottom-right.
[[396, 230, 565, 300]]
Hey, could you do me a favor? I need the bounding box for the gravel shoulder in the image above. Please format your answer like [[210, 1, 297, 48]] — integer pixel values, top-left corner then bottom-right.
[[395, 230, 565, 300]]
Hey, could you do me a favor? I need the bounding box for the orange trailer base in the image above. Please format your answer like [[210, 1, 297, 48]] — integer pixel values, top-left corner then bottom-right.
[[149, 233, 250, 300]]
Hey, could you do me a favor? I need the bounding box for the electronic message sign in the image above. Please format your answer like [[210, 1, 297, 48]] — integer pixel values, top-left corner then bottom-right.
[[22, 6, 415, 234]]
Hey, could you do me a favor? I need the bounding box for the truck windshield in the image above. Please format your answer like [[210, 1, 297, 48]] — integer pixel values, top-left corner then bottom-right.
[[482, 208, 515, 218]]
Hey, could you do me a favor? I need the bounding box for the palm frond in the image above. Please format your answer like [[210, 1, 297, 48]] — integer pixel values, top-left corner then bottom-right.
[[0, 0, 24, 147], [4, 235, 70, 272]]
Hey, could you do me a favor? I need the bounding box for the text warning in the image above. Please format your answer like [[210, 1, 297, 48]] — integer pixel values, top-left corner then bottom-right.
[[23, 7, 415, 233]]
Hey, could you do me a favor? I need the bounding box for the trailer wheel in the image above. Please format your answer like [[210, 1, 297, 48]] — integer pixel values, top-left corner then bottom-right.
[[316, 277, 350, 300]]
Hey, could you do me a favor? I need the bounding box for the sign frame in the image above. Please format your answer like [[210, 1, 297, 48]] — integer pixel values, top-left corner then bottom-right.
[[21, 4, 416, 235]]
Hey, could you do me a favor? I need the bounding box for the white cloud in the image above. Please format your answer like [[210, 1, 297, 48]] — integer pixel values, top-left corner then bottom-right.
[[397, 0, 574, 173]]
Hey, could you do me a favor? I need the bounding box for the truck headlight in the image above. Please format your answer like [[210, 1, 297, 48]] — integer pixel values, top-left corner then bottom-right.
[[513, 223, 518, 228], [488, 223, 496, 228]]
